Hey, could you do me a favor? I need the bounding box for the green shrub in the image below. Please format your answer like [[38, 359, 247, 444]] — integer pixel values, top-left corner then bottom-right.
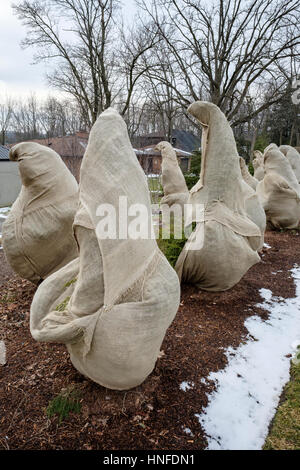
[[158, 233, 188, 268], [47, 387, 81, 424], [158, 222, 197, 267], [190, 150, 201, 175], [184, 174, 199, 190], [248, 161, 254, 176], [254, 134, 269, 153]]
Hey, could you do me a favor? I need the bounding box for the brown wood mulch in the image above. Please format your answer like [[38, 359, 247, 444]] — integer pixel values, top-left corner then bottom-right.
[[0, 229, 299, 450]]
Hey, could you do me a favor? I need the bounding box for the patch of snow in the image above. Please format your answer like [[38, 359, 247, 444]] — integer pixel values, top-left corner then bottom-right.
[[196, 266, 300, 450], [180, 381, 194, 392], [182, 427, 194, 436], [291, 342, 300, 365], [0, 341, 6, 365], [263, 243, 271, 249], [0, 207, 10, 214], [0, 207, 10, 249]]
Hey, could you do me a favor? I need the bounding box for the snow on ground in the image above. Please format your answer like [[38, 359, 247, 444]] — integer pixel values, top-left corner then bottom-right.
[[196, 265, 300, 450], [0, 207, 10, 216], [180, 381, 194, 392], [0, 341, 6, 365], [0, 207, 10, 250], [182, 427, 194, 436], [263, 243, 271, 249]]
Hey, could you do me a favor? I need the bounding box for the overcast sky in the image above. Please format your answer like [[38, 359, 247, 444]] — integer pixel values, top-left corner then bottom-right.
[[0, 0, 137, 101]]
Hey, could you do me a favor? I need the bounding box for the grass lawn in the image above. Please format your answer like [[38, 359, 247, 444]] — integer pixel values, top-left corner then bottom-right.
[[264, 362, 300, 450]]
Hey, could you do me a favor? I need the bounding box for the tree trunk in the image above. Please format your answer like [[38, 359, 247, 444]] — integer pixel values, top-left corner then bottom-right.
[[250, 128, 257, 162]]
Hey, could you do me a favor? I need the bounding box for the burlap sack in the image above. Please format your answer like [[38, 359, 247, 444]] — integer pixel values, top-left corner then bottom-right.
[[256, 147, 300, 229], [2, 143, 78, 284], [155, 141, 189, 208], [253, 151, 264, 181], [240, 157, 258, 190], [279, 145, 300, 183], [241, 179, 266, 251], [30, 108, 180, 390], [256, 145, 300, 229], [175, 101, 261, 292]]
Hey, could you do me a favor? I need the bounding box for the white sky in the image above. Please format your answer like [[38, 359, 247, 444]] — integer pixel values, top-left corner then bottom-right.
[[0, 0, 137, 100]]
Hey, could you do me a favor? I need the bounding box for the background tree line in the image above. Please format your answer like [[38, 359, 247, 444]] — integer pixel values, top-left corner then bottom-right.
[[1, 0, 299, 154]]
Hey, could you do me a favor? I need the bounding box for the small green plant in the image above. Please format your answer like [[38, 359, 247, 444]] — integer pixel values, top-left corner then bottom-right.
[[47, 387, 81, 424], [158, 221, 197, 267], [184, 173, 199, 190], [0, 294, 17, 304], [55, 296, 70, 312], [254, 134, 269, 153], [190, 150, 202, 175], [64, 278, 77, 289], [248, 161, 254, 176]]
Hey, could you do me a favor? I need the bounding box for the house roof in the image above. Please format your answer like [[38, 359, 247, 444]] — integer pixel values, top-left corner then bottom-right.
[[132, 129, 201, 153], [11, 132, 89, 158], [0, 145, 9, 161], [135, 145, 192, 158]]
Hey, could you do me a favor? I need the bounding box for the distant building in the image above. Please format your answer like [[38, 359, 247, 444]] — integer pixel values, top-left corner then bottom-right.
[[0, 145, 21, 207], [135, 145, 193, 174], [15, 132, 89, 181], [132, 129, 201, 153], [10, 128, 201, 180], [9, 132, 88, 181], [132, 129, 201, 174]]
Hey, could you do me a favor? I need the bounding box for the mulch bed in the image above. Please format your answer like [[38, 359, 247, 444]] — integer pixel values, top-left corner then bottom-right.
[[0, 230, 299, 450]]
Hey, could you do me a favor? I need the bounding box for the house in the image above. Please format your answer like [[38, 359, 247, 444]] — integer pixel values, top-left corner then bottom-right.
[[0, 145, 21, 207], [9, 128, 201, 180], [135, 145, 193, 174], [132, 129, 201, 174], [11, 132, 89, 181]]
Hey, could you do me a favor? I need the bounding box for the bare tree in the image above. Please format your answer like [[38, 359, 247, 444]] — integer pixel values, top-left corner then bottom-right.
[[0, 96, 13, 145], [13, 0, 158, 126], [138, 0, 300, 126], [39, 96, 87, 138], [13, 94, 43, 140]]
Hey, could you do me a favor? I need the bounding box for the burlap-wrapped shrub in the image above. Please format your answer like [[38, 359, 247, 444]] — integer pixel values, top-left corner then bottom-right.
[[155, 141, 189, 208], [2, 143, 78, 284], [240, 157, 258, 190], [30, 108, 180, 391], [241, 180, 266, 252], [256, 146, 300, 229], [279, 145, 300, 183], [253, 150, 264, 181], [175, 101, 261, 292]]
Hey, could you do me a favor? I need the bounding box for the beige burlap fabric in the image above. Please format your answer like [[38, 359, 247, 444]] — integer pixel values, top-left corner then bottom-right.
[[240, 157, 258, 190], [155, 141, 189, 208], [175, 101, 261, 292], [279, 145, 300, 183], [241, 179, 266, 251], [30, 108, 180, 390], [2, 143, 78, 284], [253, 151, 264, 181], [256, 147, 300, 229]]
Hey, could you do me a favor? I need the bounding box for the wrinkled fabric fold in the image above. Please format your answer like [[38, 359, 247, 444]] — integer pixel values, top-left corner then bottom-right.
[[156, 141, 189, 209], [30, 108, 180, 390], [2, 142, 79, 284], [256, 145, 300, 229], [175, 101, 261, 291]]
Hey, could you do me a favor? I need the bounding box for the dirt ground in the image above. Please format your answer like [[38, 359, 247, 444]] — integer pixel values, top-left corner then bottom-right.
[[0, 229, 299, 450]]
